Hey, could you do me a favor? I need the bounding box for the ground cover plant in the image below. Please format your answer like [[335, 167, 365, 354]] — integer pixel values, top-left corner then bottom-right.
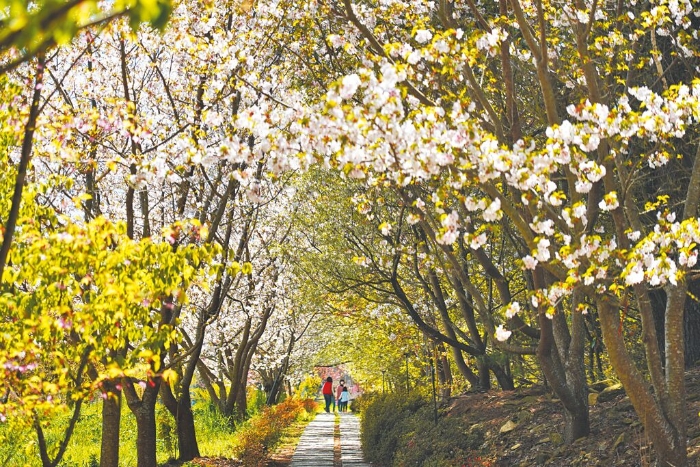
[[0, 398, 234, 466], [359, 368, 700, 467]]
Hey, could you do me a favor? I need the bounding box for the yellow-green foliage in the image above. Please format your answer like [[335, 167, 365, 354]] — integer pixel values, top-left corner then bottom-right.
[[232, 398, 317, 467], [0, 0, 172, 73], [298, 374, 322, 399]]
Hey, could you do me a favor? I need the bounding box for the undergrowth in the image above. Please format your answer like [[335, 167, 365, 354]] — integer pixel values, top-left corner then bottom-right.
[[231, 397, 317, 467], [359, 392, 490, 467], [0, 391, 315, 466]]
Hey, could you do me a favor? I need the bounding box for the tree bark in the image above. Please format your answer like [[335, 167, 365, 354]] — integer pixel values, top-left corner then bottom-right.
[[530, 270, 589, 442], [486, 357, 514, 390], [134, 404, 157, 467], [100, 382, 122, 467], [266, 333, 296, 405], [161, 383, 200, 461], [477, 359, 490, 390], [685, 287, 700, 366], [0, 55, 45, 278], [123, 379, 160, 467], [161, 305, 217, 461], [598, 298, 686, 466]]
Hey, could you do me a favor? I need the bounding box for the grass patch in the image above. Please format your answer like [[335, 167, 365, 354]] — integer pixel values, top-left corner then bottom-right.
[[0, 394, 317, 467], [0, 395, 263, 466]]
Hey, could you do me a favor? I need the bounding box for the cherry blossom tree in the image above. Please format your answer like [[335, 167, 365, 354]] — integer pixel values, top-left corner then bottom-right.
[[274, 0, 699, 463], [4, 0, 700, 466]]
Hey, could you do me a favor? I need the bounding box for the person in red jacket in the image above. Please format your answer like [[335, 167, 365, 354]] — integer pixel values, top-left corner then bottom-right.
[[321, 376, 333, 413]]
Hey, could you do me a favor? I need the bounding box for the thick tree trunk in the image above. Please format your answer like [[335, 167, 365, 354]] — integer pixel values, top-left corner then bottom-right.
[[487, 358, 514, 390], [161, 384, 200, 461], [651, 280, 700, 367], [267, 334, 295, 405], [100, 384, 121, 467], [562, 402, 589, 442], [236, 345, 256, 419], [537, 347, 589, 442], [532, 272, 589, 443], [438, 348, 452, 399], [123, 380, 161, 467], [598, 298, 687, 467], [133, 404, 158, 467], [538, 342, 589, 442], [175, 392, 199, 461], [686, 300, 700, 367], [453, 348, 480, 388], [477, 359, 491, 390]]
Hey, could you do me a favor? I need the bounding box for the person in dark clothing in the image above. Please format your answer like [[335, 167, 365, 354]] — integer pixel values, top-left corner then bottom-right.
[[321, 376, 333, 413]]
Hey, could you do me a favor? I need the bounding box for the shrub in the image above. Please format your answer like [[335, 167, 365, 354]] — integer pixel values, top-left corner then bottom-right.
[[360, 392, 426, 465], [361, 392, 488, 467], [301, 397, 318, 413], [247, 386, 268, 416], [298, 375, 321, 400], [232, 398, 316, 467], [393, 404, 485, 467]]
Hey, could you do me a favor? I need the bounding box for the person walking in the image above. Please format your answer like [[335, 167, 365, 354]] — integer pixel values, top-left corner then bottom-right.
[[339, 385, 350, 412], [321, 376, 333, 413], [335, 379, 345, 412]]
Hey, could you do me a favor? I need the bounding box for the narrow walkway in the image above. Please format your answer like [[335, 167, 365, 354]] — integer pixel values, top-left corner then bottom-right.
[[290, 412, 369, 467]]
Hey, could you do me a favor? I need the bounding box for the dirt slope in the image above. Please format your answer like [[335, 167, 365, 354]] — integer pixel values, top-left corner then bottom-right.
[[444, 367, 700, 466]]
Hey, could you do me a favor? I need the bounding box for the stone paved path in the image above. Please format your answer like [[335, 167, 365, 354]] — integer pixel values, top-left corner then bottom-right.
[[290, 411, 369, 466]]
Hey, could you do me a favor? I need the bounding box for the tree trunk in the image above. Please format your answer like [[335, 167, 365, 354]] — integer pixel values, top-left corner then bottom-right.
[[562, 401, 589, 442], [236, 344, 256, 419], [161, 383, 200, 461], [686, 297, 700, 367], [100, 383, 121, 467], [453, 348, 480, 389], [477, 359, 490, 390], [598, 298, 687, 467], [438, 349, 452, 399], [487, 358, 514, 390], [651, 280, 700, 367], [532, 271, 589, 443], [175, 391, 199, 461], [267, 334, 295, 405], [134, 405, 157, 467], [123, 379, 161, 467]]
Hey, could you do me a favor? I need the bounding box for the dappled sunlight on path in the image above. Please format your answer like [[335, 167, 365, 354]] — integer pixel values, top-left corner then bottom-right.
[[338, 413, 366, 466], [290, 412, 368, 466]]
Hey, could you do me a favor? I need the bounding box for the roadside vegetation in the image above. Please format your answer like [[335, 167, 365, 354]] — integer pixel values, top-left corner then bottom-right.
[[0, 390, 317, 467]]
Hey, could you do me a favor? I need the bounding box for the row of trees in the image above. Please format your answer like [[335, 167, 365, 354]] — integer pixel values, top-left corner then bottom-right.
[[270, 1, 700, 466], [2, 0, 700, 466], [1, 0, 324, 466]]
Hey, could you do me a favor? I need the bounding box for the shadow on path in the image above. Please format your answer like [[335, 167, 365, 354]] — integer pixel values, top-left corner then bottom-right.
[[290, 412, 368, 467]]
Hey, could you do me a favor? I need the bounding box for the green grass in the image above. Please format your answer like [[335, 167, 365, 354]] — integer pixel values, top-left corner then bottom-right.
[[0, 398, 238, 466]]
